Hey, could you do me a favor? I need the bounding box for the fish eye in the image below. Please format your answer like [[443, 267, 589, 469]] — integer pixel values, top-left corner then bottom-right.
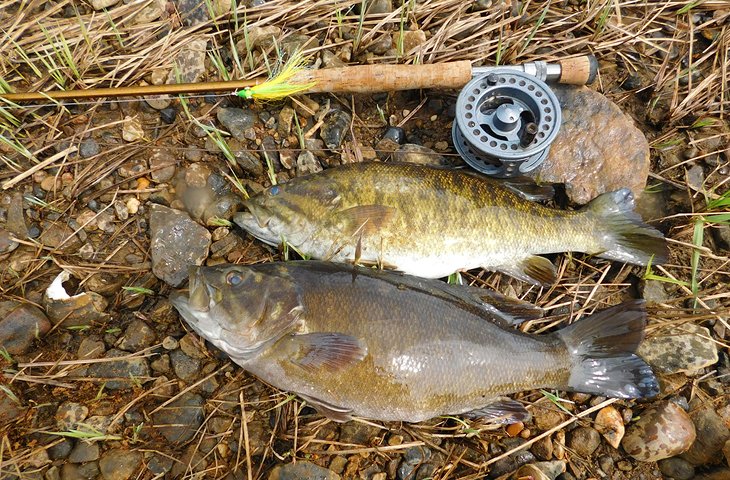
[[269, 185, 280, 196], [226, 271, 244, 286]]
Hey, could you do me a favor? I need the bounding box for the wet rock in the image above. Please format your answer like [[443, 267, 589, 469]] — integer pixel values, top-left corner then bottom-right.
[[44, 271, 110, 327], [658, 458, 695, 480], [0, 389, 26, 426], [217, 108, 256, 138], [68, 442, 100, 463], [0, 301, 51, 355], [117, 319, 156, 351], [170, 349, 201, 381], [61, 462, 99, 480], [567, 427, 601, 457], [594, 405, 625, 449], [268, 461, 341, 480], [321, 110, 352, 149], [167, 38, 207, 83], [393, 144, 446, 166], [296, 150, 322, 175], [55, 401, 88, 429], [680, 404, 730, 465], [638, 323, 719, 374], [149, 204, 211, 287], [383, 126, 406, 145], [532, 86, 650, 205], [79, 138, 100, 158], [86, 349, 151, 390], [99, 448, 143, 480], [152, 392, 205, 443], [622, 401, 696, 462]]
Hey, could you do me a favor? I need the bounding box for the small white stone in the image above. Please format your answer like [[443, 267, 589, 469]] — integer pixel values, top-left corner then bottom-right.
[[122, 115, 145, 142]]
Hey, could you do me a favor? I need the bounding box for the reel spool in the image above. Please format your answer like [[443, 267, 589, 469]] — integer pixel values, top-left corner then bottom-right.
[[453, 69, 561, 178]]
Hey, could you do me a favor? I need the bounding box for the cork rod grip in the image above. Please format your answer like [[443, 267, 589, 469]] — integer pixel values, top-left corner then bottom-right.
[[557, 55, 599, 85], [297, 60, 473, 93]]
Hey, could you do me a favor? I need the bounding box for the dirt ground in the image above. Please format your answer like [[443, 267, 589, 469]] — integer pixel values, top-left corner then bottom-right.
[[1, 1, 729, 479]]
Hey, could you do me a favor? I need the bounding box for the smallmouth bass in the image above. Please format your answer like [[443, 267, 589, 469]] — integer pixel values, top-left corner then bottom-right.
[[234, 162, 668, 285], [171, 261, 658, 423]]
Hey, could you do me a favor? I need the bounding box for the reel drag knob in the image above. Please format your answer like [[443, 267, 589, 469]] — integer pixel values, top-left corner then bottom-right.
[[453, 69, 561, 178]]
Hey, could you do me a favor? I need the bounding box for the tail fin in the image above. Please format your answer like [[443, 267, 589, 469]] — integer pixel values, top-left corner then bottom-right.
[[586, 189, 669, 265], [556, 300, 659, 399]]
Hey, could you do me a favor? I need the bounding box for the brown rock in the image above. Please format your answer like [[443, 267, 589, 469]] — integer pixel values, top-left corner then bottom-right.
[[594, 405, 625, 449], [622, 401, 696, 462], [44, 271, 110, 327], [532, 86, 650, 205], [680, 404, 730, 466], [0, 301, 51, 354]]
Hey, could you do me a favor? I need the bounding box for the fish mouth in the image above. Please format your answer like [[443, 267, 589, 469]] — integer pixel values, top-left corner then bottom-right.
[[234, 211, 279, 247], [187, 266, 222, 312]]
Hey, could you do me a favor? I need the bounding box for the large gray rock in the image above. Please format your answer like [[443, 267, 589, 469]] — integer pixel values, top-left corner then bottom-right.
[[85, 349, 151, 391], [532, 86, 650, 205], [638, 323, 718, 375], [149, 204, 211, 287]]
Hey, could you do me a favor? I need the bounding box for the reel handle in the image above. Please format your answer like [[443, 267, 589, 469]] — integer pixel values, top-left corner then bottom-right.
[[556, 55, 599, 85], [298, 61, 473, 94]]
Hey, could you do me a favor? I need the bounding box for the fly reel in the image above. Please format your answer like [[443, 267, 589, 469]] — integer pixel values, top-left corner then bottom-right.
[[453, 69, 561, 178]]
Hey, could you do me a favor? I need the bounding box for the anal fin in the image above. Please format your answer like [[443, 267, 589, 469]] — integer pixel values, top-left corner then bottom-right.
[[299, 393, 353, 423], [496, 256, 557, 286], [462, 397, 531, 424]]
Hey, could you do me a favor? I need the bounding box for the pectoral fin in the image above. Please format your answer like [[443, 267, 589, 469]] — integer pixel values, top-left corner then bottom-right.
[[468, 287, 544, 326], [496, 256, 557, 286], [289, 333, 367, 373], [333, 205, 396, 236], [462, 397, 531, 424]]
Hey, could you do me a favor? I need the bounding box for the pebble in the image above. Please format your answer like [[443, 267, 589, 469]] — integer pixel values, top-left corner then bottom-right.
[[149, 150, 177, 183], [0, 390, 26, 426], [268, 461, 341, 480], [640, 278, 670, 305], [393, 143, 446, 166], [296, 150, 322, 176], [179, 333, 207, 359], [658, 457, 695, 480], [170, 349, 202, 381], [117, 319, 156, 351], [167, 39, 207, 83], [622, 401, 696, 462], [598, 455, 614, 475], [686, 164, 705, 191], [162, 336, 179, 350], [0, 228, 18, 256], [567, 427, 601, 457], [532, 86, 651, 205], [230, 143, 264, 176], [55, 401, 88, 430], [118, 158, 147, 178], [79, 138, 100, 158], [61, 461, 99, 480], [0, 301, 51, 355], [278, 106, 296, 137], [534, 400, 567, 431], [86, 349, 151, 390], [122, 116, 145, 142], [366, 0, 393, 14], [68, 442, 100, 463], [44, 271, 110, 327], [637, 323, 719, 375], [694, 469, 730, 480], [217, 108, 256, 138], [489, 447, 536, 479], [48, 439, 73, 460], [397, 446, 432, 480], [90, 0, 119, 9], [160, 106, 176, 124], [594, 405, 625, 449], [152, 392, 205, 443], [146, 453, 174, 476], [98, 449, 143, 480], [321, 110, 352, 149], [77, 337, 106, 359], [680, 404, 730, 465], [149, 204, 211, 287], [512, 461, 566, 480], [394, 29, 427, 53], [531, 435, 554, 460]]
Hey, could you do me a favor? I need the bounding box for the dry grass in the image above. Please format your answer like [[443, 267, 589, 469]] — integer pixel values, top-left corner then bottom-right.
[[1, 0, 729, 478]]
